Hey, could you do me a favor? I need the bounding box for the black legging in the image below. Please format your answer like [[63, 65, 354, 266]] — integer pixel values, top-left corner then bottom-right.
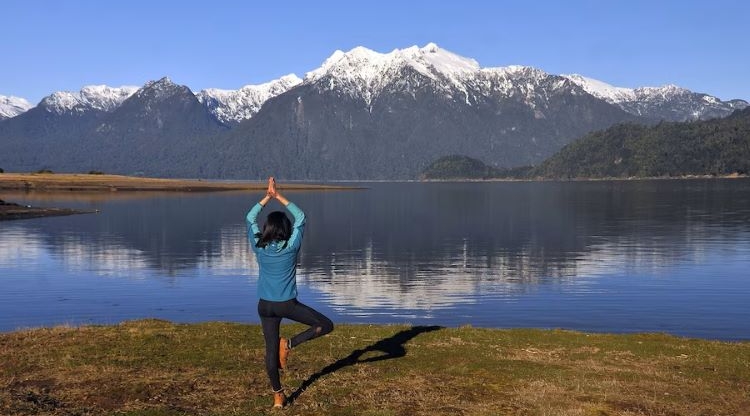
[[258, 298, 334, 391]]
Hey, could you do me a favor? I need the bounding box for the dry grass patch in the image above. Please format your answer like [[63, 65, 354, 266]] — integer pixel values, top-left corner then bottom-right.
[[0, 173, 352, 192], [1, 321, 748, 415]]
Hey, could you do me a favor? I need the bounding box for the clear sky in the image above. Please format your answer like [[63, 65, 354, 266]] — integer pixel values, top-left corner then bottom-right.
[[2, 0, 748, 104]]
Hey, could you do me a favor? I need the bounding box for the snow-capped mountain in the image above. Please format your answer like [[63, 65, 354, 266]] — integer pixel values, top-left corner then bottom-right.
[[215, 44, 638, 179], [305, 43, 480, 105], [564, 74, 747, 121], [0, 95, 32, 119], [9, 43, 744, 123], [0, 77, 225, 176], [22, 75, 299, 125], [302, 43, 575, 108], [128, 77, 192, 104], [29, 74, 299, 125], [2, 43, 748, 179], [196, 74, 301, 125], [83, 76, 226, 176], [304, 44, 745, 121], [39, 85, 139, 114]]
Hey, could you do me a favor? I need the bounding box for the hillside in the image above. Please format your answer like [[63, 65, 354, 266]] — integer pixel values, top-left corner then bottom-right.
[[534, 107, 750, 179], [420, 155, 534, 180], [420, 155, 496, 179], [423, 107, 750, 180]]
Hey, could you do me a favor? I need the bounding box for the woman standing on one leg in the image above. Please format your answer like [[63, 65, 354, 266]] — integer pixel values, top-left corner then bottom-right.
[[247, 177, 334, 408]]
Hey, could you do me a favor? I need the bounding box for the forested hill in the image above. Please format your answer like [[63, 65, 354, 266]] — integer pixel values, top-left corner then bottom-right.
[[421, 108, 750, 180], [532, 107, 750, 179], [420, 155, 533, 180]]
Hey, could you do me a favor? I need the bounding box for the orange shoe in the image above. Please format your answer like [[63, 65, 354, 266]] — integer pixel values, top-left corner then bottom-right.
[[279, 337, 290, 369], [273, 390, 286, 408]]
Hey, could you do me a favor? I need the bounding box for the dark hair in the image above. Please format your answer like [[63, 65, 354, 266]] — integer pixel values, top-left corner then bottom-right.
[[255, 211, 292, 248]]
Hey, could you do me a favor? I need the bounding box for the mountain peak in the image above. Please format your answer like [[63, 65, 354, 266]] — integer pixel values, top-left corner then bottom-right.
[[39, 85, 138, 114], [143, 77, 178, 90], [0, 95, 32, 119], [196, 73, 302, 125], [277, 73, 303, 85], [304, 43, 481, 104], [407, 42, 480, 75], [136, 77, 192, 101], [421, 42, 440, 53], [156, 76, 174, 85], [305, 43, 480, 81]]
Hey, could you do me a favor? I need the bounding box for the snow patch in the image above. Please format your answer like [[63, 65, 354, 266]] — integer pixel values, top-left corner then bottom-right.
[[40, 85, 138, 114], [196, 73, 302, 124], [304, 43, 480, 104], [562, 74, 636, 102], [0, 95, 32, 119], [562, 74, 739, 120]]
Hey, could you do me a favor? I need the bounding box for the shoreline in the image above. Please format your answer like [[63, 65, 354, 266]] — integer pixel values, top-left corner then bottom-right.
[[3, 172, 747, 189], [0, 199, 95, 221], [0, 173, 358, 220], [3, 321, 747, 342], [1, 320, 747, 415], [420, 173, 750, 182], [0, 173, 357, 192]]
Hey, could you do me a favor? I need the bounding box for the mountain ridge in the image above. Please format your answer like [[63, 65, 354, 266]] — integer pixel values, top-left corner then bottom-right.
[[1, 43, 748, 179], [196, 74, 302, 125], [564, 74, 747, 121], [3, 44, 745, 123], [214, 58, 641, 179]]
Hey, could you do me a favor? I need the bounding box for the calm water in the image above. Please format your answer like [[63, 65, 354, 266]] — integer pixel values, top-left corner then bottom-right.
[[1, 180, 749, 340]]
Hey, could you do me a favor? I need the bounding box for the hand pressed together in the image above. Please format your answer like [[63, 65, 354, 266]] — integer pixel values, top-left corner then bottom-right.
[[266, 177, 277, 198], [262, 176, 289, 206]]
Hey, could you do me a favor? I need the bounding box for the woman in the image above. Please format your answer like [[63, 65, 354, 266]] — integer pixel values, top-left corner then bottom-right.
[[246, 177, 334, 408]]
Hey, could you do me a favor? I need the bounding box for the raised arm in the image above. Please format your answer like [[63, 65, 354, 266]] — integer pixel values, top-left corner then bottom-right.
[[272, 180, 306, 251]]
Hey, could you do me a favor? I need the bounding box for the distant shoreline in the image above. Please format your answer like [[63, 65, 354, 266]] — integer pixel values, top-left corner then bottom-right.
[[4, 172, 746, 190], [0, 173, 356, 221], [0, 199, 94, 221], [0, 173, 356, 192], [420, 173, 750, 182]]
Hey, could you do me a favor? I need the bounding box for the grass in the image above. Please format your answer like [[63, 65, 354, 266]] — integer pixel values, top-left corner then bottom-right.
[[0, 320, 748, 415]]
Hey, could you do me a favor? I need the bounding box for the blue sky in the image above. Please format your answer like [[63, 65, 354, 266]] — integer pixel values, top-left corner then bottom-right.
[[3, 0, 748, 103]]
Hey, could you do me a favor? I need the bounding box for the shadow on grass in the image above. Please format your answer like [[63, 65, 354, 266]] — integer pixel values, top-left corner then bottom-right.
[[287, 325, 442, 404]]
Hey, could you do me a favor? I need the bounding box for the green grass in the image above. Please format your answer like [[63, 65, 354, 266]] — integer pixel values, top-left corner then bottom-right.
[[1, 320, 748, 415]]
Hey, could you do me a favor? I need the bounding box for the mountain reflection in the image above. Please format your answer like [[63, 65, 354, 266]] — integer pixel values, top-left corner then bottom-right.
[[2, 179, 749, 313]]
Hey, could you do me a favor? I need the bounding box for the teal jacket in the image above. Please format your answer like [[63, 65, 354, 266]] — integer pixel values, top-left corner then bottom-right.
[[246, 202, 306, 302]]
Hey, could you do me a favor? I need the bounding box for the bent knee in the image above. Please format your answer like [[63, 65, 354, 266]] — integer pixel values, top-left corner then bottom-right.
[[317, 319, 334, 336]]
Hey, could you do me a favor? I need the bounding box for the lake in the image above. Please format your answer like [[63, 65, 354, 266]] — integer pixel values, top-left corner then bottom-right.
[[1, 180, 749, 340]]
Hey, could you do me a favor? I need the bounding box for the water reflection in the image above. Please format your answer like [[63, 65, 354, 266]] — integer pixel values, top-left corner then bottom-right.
[[1, 180, 749, 337]]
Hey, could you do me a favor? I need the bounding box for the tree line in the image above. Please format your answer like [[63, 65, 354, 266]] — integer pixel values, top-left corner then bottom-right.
[[422, 108, 750, 180]]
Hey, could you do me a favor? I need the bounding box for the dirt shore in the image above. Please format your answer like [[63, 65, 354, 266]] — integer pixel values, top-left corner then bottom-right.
[[0, 173, 348, 192], [0, 173, 353, 220], [0, 199, 94, 221]]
